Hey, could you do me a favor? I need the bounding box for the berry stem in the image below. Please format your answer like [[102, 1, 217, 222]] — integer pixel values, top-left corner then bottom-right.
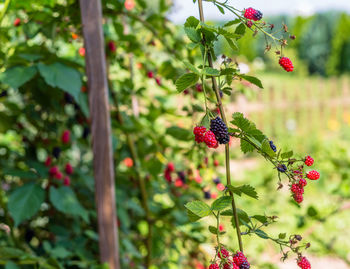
[[198, 0, 244, 252]]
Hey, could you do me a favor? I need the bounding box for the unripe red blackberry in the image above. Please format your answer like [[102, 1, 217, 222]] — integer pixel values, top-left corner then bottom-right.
[[193, 126, 207, 143], [209, 264, 219, 269], [63, 176, 71, 186], [297, 256, 311, 269], [45, 156, 52, 167], [203, 130, 218, 148], [306, 170, 320, 180], [49, 166, 59, 176], [294, 193, 303, 203], [291, 184, 304, 195], [65, 163, 74, 175], [224, 261, 239, 269], [233, 251, 248, 266], [61, 130, 70, 144], [246, 20, 253, 28], [304, 156, 314, 166], [210, 117, 229, 145], [279, 57, 294, 72], [244, 8, 255, 20], [299, 178, 307, 187], [218, 248, 230, 259]]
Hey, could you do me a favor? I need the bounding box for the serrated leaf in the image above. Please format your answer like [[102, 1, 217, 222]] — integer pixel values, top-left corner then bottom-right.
[[224, 19, 241, 27], [185, 200, 211, 220], [8, 183, 45, 226], [221, 209, 233, 216], [187, 42, 199, 50], [49, 186, 89, 222], [278, 233, 286, 239], [1, 66, 37, 88], [208, 226, 218, 234], [203, 67, 220, 77], [262, 139, 277, 157], [231, 208, 250, 228], [184, 27, 201, 43], [281, 150, 293, 159], [235, 23, 246, 36], [175, 73, 199, 92], [239, 74, 263, 89], [231, 185, 258, 199], [252, 215, 268, 224], [211, 196, 232, 211], [240, 139, 255, 153], [166, 126, 191, 141], [225, 37, 239, 51], [187, 210, 201, 222], [231, 112, 254, 132], [255, 229, 269, 239], [183, 61, 200, 75]]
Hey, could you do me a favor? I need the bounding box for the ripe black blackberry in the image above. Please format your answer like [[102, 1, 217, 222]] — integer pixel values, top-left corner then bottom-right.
[[204, 190, 211, 199], [253, 10, 263, 21], [240, 261, 250, 269], [210, 117, 229, 144], [52, 146, 61, 159], [277, 164, 287, 173], [269, 140, 277, 152], [213, 178, 221, 184]]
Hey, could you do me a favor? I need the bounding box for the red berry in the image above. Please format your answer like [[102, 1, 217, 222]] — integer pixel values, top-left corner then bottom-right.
[[304, 156, 314, 166], [291, 184, 304, 195], [213, 160, 219, 167], [218, 248, 230, 259], [155, 77, 161, 86], [223, 260, 239, 269], [217, 183, 225, 191], [195, 84, 202, 92], [209, 264, 219, 269], [167, 162, 175, 172], [294, 193, 303, 203], [49, 166, 59, 176], [164, 170, 172, 183], [147, 71, 154, 78], [63, 176, 71, 186], [246, 20, 253, 28], [54, 171, 63, 180], [79, 47, 85, 57], [108, 41, 116, 52], [233, 251, 248, 266], [306, 170, 320, 180], [279, 57, 294, 72], [244, 8, 256, 20], [203, 130, 218, 148], [219, 224, 224, 232], [61, 130, 70, 144], [45, 156, 52, 167], [297, 256, 311, 269], [65, 163, 74, 175], [194, 126, 207, 143], [14, 18, 21, 27], [299, 178, 307, 187]]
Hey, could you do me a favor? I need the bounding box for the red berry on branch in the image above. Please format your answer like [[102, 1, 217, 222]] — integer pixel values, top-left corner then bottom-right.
[[49, 166, 59, 176], [223, 260, 239, 269], [218, 248, 230, 259], [65, 163, 74, 175], [217, 183, 225, 191], [244, 8, 256, 20], [61, 130, 70, 144], [246, 20, 253, 28], [297, 256, 311, 269], [167, 162, 175, 172], [213, 160, 219, 166], [195, 84, 202, 92], [299, 178, 307, 187], [63, 176, 71, 186], [54, 171, 63, 180], [14, 18, 21, 27], [79, 47, 85, 57], [294, 193, 303, 203], [203, 130, 218, 148], [108, 41, 116, 52], [147, 71, 154, 78], [233, 251, 248, 266], [155, 77, 162, 86], [174, 178, 183, 187], [304, 156, 314, 166], [209, 264, 219, 269], [45, 156, 52, 167], [291, 184, 304, 195], [279, 57, 294, 72], [306, 170, 320, 180]]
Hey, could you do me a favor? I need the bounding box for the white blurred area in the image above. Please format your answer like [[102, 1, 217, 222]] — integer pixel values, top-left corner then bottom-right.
[[169, 0, 350, 23]]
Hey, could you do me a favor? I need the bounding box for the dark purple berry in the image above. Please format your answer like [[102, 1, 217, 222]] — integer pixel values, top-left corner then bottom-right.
[[277, 164, 287, 173], [210, 117, 229, 145], [213, 178, 221, 184], [52, 146, 61, 159], [204, 190, 211, 199], [269, 140, 277, 152], [253, 10, 263, 21], [240, 261, 250, 269]]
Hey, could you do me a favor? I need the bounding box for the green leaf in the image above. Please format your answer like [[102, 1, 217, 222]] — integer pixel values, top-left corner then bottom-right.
[[221, 87, 232, 96], [211, 196, 232, 211], [0, 66, 37, 88], [235, 23, 246, 36], [175, 73, 199, 92], [184, 16, 200, 28], [37, 62, 89, 117], [231, 112, 254, 132], [278, 233, 286, 239], [187, 43, 199, 50], [203, 67, 220, 77], [221, 209, 233, 216], [261, 139, 277, 157], [184, 27, 201, 43], [229, 184, 258, 199], [183, 61, 200, 75], [281, 150, 293, 159], [231, 208, 250, 228], [49, 186, 89, 222], [185, 200, 211, 221], [0, 247, 25, 259], [208, 226, 218, 234], [5, 261, 20, 269], [8, 183, 45, 226], [255, 229, 269, 239], [240, 139, 255, 153], [239, 75, 263, 89], [225, 37, 239, 51], [216, 5, 225, 14], [224, 19, 241, 27], [166, 126, 191, 141], [252, 215, 268, 224]]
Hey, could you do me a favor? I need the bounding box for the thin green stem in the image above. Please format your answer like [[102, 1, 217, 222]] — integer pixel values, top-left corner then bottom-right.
[[0, 0, 11, 25], [198, 0, 243, 252]]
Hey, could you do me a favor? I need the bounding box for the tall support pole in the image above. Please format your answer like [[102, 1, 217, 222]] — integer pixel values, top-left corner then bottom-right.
[[79, 1, 120, 268]]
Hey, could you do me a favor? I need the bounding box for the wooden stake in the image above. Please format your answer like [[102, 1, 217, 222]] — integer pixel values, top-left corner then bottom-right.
[[79, 1, 120, 268]]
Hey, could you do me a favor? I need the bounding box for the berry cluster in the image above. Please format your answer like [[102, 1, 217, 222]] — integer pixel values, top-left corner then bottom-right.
[[193, 126, 218, 148], [289, 156, 319, 203], [297, 256, 311, 269], [279, 57, 294, 72], [210, 248, 250, 269], [210, 117, 230, 144], [146, 70, 162, 86], [243, 7, 263, 21]]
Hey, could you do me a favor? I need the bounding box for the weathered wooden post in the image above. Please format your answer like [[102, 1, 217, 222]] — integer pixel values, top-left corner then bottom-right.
[[79, 1, 120, 268]]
